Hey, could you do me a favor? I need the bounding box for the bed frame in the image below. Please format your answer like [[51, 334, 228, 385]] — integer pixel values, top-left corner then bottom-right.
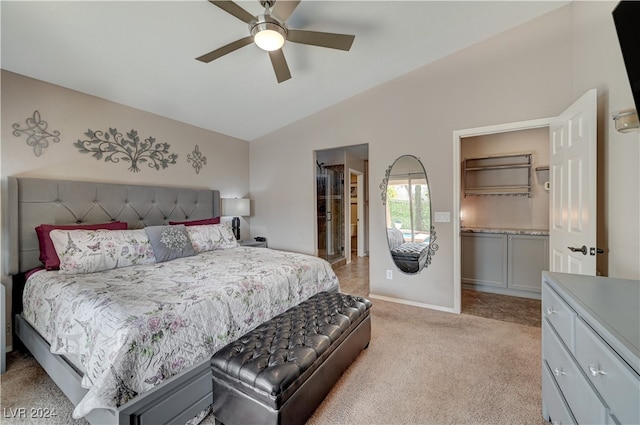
[[5, 177, 221, 425]]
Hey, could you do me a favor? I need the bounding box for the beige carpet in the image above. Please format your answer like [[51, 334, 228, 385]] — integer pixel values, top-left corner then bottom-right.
[[1, 297, 543, 425]]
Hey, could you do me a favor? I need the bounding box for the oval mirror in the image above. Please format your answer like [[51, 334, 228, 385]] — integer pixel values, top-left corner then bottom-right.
[[381, 155, 438, 274]]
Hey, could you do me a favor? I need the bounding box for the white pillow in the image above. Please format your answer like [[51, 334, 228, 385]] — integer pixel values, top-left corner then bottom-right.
[[49, 229, 156, 274], [185, 224, 239, 253]]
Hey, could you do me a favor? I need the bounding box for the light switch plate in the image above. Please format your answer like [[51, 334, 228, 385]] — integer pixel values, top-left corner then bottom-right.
[[434, 211, 451, 223]]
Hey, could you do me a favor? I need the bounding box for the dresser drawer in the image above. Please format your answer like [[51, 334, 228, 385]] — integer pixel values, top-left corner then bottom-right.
[[543, 320, 608, 424], [542, 360, 576, 425], [543, 283, 576, 350], [574, 318, 640, 425]]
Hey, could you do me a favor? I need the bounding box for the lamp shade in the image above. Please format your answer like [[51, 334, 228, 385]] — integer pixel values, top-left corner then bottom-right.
[[222, 198, 250, 217]]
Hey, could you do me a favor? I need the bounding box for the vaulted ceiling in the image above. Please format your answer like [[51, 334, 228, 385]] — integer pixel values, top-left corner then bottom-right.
[[1, 1, 567, 141]]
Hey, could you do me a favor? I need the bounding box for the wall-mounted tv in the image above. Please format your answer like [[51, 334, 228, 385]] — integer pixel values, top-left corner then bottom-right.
[[613, 1, 640, 112]]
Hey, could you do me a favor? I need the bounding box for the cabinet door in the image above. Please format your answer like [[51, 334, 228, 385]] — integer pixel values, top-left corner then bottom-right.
[[461, 233, 508, 288], [508, 235, 549, 292]]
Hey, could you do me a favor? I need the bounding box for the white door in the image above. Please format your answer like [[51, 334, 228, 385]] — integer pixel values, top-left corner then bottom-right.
[[549, 89, 598, 275]]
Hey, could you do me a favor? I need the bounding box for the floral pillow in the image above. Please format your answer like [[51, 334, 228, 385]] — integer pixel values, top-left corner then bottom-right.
[[49, 229, 156, 274], [144, 225, 196, 262], [36, 221, 128, 270], [185, 224, 239, 253]]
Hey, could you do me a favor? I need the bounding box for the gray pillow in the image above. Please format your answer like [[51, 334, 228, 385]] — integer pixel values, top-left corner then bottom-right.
[[144, 225, 195, 263]]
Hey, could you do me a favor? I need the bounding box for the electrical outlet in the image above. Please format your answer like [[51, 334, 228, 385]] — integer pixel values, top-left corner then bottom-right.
[[386, 270, 392, 280]]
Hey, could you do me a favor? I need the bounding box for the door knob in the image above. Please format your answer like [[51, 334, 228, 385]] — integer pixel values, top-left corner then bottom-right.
[[590, 247, 605, 256], [567, 245, 587, 255]]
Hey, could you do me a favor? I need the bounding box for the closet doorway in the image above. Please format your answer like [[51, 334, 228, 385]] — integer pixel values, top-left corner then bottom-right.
[[453, 89, 599, 314]]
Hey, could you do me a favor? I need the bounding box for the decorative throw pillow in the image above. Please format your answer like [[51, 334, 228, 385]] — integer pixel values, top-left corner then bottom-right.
[[168, 217, 220, 226], [144, 225, 196, 262], [49, 229, 155, 274], [36, 221, 128, 270], [185, 224, 239, 253]]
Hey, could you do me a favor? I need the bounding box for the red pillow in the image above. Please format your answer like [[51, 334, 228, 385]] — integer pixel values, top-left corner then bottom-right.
[[169, 217, 220, 226], [35, 222, 128, 270]]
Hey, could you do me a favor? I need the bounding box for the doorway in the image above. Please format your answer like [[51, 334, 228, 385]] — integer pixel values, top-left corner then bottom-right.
[[453, 90, 599, 314], [315, 144, 369, 266], [453, 117, 553, 314], [316, 164, 345, 263], [349, 170, 365, 260]]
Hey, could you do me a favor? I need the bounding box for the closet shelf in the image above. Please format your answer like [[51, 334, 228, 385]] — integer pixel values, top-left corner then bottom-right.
[[463, 153, 532, 197], [465, 164, 531, 171]]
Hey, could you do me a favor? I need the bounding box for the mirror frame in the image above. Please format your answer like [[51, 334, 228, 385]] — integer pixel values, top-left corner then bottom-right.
[[380, 155, 438, 273]]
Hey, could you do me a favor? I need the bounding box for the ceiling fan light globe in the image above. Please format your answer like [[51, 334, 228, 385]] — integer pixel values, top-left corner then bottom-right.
[[254, 29, 285, 51], [251, 16, 286, 51]]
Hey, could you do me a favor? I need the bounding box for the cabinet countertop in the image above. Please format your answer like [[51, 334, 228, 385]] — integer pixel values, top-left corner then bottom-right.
[[461, 227, 549, 236]]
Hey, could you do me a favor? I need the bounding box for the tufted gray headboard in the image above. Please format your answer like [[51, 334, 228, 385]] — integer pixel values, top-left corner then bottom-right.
[[5, 177, 220, 274]]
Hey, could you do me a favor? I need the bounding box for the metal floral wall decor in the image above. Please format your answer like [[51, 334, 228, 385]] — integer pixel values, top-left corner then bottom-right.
[[74, 128, 178, 173], [12, 110, 61, 157], [187, 145, 207, 174]]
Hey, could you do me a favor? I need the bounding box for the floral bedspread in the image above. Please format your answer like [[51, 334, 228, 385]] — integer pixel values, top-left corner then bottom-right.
[[22, 247, 339, 419]]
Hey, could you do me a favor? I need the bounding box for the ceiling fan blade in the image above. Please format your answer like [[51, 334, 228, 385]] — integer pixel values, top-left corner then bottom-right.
[[208, 0, 255, 24], [196, 36, 253, 63], [272, 0, 301, 21], [287, 29, 355, 51], [268, 49, 292, 83]]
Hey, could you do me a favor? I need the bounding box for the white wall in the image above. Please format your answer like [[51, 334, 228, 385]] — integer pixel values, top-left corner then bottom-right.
[[251, 2, 640, 310]]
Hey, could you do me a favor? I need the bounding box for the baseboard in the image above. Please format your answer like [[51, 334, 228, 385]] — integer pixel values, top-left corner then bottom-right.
[[368, 293, 457, 314], [462, 283, 542, 300]]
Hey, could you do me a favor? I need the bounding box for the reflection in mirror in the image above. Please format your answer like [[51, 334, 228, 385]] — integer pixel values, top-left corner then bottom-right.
[[381, 155, 438, 274]]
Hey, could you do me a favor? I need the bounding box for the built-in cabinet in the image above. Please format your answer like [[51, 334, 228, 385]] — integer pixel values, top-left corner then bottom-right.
[[461, 230, 548, 298], [542, 271, 640, 425]]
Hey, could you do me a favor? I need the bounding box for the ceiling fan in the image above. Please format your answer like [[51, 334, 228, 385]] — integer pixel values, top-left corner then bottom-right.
[[196, 0, 355, 83]]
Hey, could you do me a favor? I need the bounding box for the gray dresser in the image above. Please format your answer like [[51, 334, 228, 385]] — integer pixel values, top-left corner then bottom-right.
[[542, 271, 640, 424]]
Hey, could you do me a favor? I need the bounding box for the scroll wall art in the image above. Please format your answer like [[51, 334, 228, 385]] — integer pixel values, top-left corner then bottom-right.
[[12, 110, 61, 157], [187, 145, 207, 174], [74, 128, 178, 173]]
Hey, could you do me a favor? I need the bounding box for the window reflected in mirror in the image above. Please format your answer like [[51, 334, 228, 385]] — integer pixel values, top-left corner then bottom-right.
[[381, 155, 437, 273]]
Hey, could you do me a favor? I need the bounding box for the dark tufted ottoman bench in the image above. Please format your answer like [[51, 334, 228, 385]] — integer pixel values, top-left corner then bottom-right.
[[211, 291, 372, 425]]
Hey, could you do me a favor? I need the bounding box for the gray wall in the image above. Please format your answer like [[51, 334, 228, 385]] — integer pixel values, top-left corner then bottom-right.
[[461, 127, 550, 230], [250, 2, 640, 311], [0, 70, 250, 346]]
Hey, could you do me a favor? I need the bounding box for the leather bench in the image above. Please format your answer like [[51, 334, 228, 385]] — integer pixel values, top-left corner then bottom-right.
[[210, 291, 372, 425], [391, 242, 429, 273]]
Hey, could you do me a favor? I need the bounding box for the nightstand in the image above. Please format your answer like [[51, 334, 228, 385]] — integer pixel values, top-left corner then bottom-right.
[[240, 239, 267, 248]]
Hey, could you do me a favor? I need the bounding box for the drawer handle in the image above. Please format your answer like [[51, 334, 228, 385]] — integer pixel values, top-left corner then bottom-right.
[[553, 367, 566, 377], [589, 364, 607, 377], [546, 307, 557, 316]]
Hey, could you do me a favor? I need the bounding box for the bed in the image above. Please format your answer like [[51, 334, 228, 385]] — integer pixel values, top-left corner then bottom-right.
[[5, 177, 339, 425]]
